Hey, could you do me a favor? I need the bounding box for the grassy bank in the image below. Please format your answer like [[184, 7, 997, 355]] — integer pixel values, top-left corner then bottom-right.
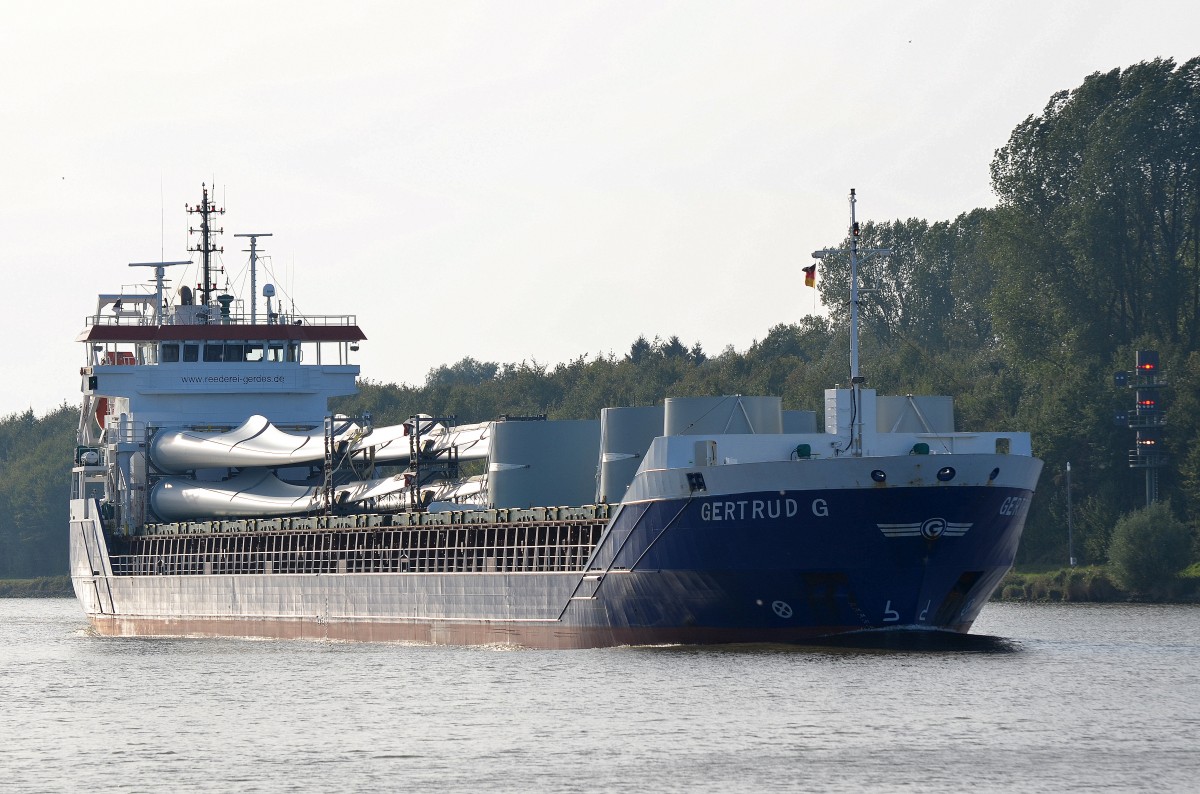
[[0, 576, 73, 598], [994, 565, 1200, 603]]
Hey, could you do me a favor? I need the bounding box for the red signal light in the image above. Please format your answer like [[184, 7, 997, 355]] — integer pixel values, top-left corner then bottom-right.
[[1135, 390, 1158, 414]]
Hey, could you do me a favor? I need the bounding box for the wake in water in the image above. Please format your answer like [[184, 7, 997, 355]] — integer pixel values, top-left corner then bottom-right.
[[625, 630, 1022, 655], [812, 629, 1021, 654]]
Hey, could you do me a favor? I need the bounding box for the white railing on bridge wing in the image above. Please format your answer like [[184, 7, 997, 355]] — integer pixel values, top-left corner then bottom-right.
[[84, 311, 359, 328]]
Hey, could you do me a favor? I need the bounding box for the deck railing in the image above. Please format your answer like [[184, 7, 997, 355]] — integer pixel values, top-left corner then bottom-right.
[[108, 521, 605, 577], [84, 311, 359, 328]]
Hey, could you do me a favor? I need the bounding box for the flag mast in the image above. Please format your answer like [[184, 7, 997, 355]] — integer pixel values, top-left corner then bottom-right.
[[849, 188, 862, 388], [812, 189, 891, 456]]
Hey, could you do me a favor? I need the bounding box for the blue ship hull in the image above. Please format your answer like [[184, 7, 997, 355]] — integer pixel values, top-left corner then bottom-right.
[[562, 483, 1031, 644]]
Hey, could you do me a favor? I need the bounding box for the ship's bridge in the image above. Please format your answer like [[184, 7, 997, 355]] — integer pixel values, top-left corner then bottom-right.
[[79, 293, 365, 366], [78, 293, 365, 428]]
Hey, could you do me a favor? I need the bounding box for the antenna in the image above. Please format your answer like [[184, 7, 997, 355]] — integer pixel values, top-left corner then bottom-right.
[[128, 260, 193, 323], [234, 232, 273, 324], [186, 183, 225, 307]]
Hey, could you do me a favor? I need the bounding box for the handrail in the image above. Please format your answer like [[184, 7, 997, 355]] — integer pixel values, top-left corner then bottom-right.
[[101, 419, 148, 445], [84, 312, 359, 328]]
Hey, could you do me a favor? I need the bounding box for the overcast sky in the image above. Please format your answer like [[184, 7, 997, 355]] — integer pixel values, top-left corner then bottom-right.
[[2, 1, 1197, 417]]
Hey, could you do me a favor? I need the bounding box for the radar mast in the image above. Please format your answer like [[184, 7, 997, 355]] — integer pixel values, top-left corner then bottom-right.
[[186, 184, 225, 308]]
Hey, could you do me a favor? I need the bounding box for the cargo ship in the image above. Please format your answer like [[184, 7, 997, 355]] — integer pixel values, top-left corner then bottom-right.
[[69, 186, 1042, 648]]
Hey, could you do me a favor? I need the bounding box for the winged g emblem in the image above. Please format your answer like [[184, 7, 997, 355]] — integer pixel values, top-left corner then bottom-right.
[[877, 518, 972, 539]]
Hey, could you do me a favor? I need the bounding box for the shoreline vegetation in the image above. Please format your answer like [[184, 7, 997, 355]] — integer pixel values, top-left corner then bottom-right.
[[0, 576, 73, 598], [996, 564, 1200, 604], [3, 570, 1198, 603]]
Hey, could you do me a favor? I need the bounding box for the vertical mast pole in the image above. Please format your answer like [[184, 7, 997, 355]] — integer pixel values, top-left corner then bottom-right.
[[187, 183, 225, 310], [812, 189, 889, 458], [849, 188, 860, 387], [1067, 461, 1076, 566], [235, 232, 273, 324], [249, 236, 257, 324], [127, 260, 193, 324], [201, 186, 211, 305], [848, 188, 863, 456]]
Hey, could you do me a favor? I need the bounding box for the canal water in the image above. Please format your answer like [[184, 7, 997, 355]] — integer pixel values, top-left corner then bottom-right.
[[3, 599, 1197, 792]]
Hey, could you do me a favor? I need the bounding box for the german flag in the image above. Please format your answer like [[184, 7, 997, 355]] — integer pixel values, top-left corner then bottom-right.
[[802, 264, 816, 288]]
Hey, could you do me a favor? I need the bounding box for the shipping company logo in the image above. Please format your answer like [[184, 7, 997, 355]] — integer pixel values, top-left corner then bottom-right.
[[876, 518, 972, 539]]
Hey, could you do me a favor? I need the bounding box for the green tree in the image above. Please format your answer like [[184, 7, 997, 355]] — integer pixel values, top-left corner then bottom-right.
[[815, 213, 998, 355], [627, 335, 652, 363], [985, 57, 1200, 562], [0, 404, 77, 577], [989, 58, 1200, 358], [425, 357, 499, 389], [1107, 502, 1192, 596]]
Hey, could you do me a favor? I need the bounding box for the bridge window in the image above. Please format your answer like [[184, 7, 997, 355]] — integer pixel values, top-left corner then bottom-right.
[[104, 351, 136, 365], [267, 343, 300, 362], [161, 343, 180, 362]]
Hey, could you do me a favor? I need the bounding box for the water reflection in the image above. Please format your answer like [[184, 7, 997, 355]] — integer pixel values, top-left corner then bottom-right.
[[629, 630, 1022, 656]]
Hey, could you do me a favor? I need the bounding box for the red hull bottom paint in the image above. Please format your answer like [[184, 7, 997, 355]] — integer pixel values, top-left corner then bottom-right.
[[86, 614, 974, 650]]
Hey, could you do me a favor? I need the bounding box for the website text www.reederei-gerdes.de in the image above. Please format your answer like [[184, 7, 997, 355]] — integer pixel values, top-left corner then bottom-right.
[[180, 375, 288, 385]]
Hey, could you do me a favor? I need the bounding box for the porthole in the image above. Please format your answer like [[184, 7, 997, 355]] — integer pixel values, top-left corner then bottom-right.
[[870, 470, 887, 483], [937, 467, 956, 482]]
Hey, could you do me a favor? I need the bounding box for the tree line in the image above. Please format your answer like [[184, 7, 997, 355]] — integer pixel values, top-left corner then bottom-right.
[[3, 57, 1198, 582]]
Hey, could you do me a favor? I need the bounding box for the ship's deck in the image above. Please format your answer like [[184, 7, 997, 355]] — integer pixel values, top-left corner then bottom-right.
[[110, 507, 612, 577]]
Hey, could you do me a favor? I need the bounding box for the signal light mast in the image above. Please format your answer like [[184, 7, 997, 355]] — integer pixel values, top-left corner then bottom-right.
[[186, 183, 225, 308], [1115, 350, 1166, 506]]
